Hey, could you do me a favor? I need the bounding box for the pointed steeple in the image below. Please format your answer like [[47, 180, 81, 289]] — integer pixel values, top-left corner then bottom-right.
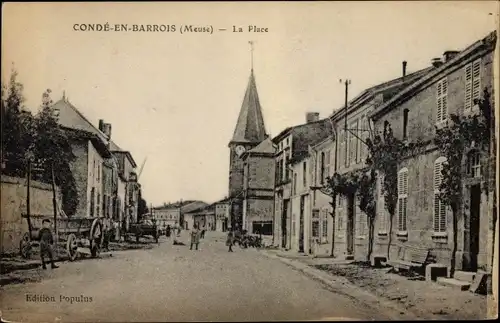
[[230, 70, 267, 144]]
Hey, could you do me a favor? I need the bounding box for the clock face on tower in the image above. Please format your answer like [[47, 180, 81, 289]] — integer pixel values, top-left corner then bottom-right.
[[235, 145, 246, 157]]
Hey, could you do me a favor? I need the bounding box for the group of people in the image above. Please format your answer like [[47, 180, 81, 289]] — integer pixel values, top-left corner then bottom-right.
[[164, 222, 206, 250]]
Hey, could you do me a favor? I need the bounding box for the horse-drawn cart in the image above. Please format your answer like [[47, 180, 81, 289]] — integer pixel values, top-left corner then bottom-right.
[[20, 214, 104, 261], [127, 218, 159, 243]]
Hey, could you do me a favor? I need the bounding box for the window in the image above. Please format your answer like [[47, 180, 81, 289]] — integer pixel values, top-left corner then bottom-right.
[[465, 59, 481, 109], [321, 209, 328, 239], [293, 173, 297, 195], [90, 188, 95, 217], [436, 78, 448, 124], [312, 219, 320, 238], [378, 176, 388, 233], [397, 168, 408, 232], [358, 212, 367, 236], [292, 216, 296, 237], [348, 120, 358, 165], [434, 157, 447, 233], [97, 164, 100, 182], [467, 150, 481, 178], [320, 152, 325, 185], [337, 212, 344, 231], [302, 162, 307, 188], [97, 193, 101, 217], [284, 155, 289, 181], [360, 116, 368, 161], [340, 129, 347, 168], [403, 109, 409, 140], [324, 150, 331, 183]]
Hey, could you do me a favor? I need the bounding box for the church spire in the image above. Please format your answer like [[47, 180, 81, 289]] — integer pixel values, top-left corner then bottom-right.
[[230, 67, 267, 144]]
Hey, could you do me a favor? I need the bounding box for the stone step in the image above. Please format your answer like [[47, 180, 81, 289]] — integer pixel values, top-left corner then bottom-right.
[[454, 270, 476, 283], [436, 277, 471, 291]]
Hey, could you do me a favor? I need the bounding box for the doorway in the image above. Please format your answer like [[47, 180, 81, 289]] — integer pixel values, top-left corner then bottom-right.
[[469, 184, 481, 271], [282, 200, 289, 248], [346, 194, 355, 256], [299, 196, 305, 253]]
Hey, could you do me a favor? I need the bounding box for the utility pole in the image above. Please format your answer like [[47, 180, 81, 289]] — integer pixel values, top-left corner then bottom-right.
[[340, 79, 351, 131], [26, 159, 32, 237], [51, 163, 58, 246]]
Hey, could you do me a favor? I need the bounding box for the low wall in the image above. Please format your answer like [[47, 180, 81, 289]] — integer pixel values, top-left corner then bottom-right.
[[0, 175, 62, 255]]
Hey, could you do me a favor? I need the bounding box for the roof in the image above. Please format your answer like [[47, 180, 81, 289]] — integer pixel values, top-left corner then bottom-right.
[[53, 98, 136, 165], [330, 66, 434, 122], [111, 150, 137, 168], [62, 127, 112, 158], [244, 137, 275, 156], [230, 70, 268, 144], [371, 30, 497, 120], [53, 98, 109, 143], [289, 119, 332, 165]]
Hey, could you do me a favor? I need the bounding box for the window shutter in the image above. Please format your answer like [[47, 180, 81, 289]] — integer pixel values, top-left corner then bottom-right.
[[402, 197, 407, 231], [437, 81, 443, 122], [434, 162, 442, 191], [465, 63, 473, 109], [434, 194, 440, 231], [398, 198, 403, 231], [439, 199, 446, 232], [472, 59, 481, 104], [442, 79, 448, 119]]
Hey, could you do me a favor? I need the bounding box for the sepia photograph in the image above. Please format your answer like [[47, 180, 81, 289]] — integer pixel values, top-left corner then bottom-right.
[[0, 1, 499, 322]]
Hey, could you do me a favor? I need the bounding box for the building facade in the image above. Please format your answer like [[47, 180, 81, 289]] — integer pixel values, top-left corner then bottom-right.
[[370, 31, 497, 272], [241, 137, 275, 235], [272, 114, 331, 249]]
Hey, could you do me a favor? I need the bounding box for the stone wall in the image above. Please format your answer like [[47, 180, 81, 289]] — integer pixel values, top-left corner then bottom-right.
[[1, 175, 62, 254]]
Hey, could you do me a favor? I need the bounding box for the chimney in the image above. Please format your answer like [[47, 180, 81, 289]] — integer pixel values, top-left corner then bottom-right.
[[306, 112, 320, 124], [402, 61, 407, 79], [98, 119, 105, 131], [431, 58, 443, 68], [443, 50, 459, 62], [102, 123, 112, 140]]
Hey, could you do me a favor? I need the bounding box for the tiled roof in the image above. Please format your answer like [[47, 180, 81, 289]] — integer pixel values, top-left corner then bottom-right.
[[230, 70, 267, 144]]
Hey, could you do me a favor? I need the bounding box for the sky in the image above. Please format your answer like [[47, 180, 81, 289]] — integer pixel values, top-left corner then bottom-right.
[[2, 2, 498, 206]]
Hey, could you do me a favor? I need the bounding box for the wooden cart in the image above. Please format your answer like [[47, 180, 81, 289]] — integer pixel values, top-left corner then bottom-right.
[[20, 214, 104, 261]]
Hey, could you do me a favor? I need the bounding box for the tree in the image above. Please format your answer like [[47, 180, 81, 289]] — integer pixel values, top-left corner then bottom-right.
[[356, 168, 377, 261], [137, 189, 149, 221], [1, 68, 34, 177], [434, 87, 494, 277], [32, 89, 78, 216], [365, 122, 404, 260]]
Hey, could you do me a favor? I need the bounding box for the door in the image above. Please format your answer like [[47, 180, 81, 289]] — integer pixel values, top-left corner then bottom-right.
[[346, 194, 355, 255], [469, 184, 481, 271], [282, 200, 288, 248], [299, 196, 305, 253]]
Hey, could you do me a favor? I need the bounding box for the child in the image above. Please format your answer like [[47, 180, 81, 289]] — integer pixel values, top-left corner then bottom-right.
[[38, 219, 59, 269], [190, 224, 200, 250]]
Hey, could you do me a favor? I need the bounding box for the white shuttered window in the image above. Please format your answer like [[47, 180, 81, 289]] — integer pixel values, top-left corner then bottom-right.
[[434, 157, 447, 233], [436, 78, 448, 124], [397, 168, 408, 232], [465, 59, 481, 110]]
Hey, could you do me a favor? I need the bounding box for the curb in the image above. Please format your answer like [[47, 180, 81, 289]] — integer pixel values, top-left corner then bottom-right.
[[259, 250, 420, 320]]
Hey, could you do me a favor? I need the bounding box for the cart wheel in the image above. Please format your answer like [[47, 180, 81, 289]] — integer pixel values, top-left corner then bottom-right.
[[136, 233, 140, 243], [155, 232, 159, 244], [66, 233, 79, 261], [20, 232, 32, 259]]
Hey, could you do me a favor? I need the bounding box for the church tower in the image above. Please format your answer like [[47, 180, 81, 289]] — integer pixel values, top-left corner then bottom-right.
[[228, 67, 267, 230]]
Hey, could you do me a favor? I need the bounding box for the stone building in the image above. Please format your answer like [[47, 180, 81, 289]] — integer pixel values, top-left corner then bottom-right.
[[227, 68, 269, 230], [52, 98, 114, 219], [241, 137, 275, 235], [214, 199, 230, 232], [308, 64, 432, 259], [272, 114, 331, 249], [369, 31, 497, 273]]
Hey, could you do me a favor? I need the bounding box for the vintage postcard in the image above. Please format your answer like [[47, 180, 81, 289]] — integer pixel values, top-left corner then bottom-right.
[[1, 1, 499, 322]]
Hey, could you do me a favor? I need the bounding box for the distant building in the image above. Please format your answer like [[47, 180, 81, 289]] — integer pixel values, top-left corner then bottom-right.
[[153, 200, 208, 231], [214, 198, 230, 232]]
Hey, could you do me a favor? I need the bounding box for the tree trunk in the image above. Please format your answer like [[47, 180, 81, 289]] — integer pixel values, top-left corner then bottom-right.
[[450, 204, 459, 278], [330, 196, 336, 257], [387, 211, 394, 260], [367, 217, 374, 262]]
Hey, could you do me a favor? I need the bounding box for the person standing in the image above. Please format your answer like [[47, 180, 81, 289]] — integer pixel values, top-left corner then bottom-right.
[[190, 224, 200, 250], [226, 230, 234, 252], [200, 225, 206, 239], [166, 225, 171, 239], [38, 219, 59, 269]]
